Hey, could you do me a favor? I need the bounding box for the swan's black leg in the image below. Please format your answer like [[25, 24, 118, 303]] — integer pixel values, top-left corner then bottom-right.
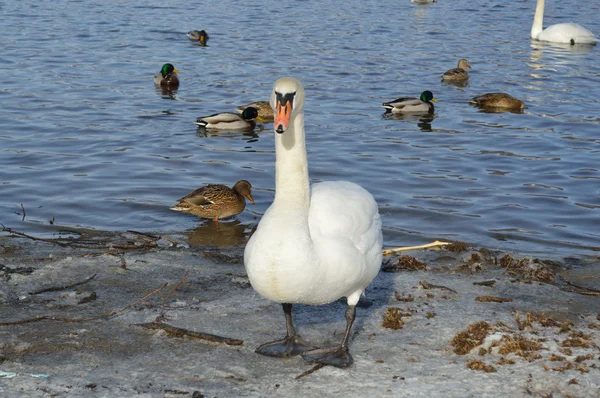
[[256, 303, 313, 357], [302, 304, 356, 368]]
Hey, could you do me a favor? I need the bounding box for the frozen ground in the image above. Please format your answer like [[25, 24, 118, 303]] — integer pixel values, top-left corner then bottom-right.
[[1, 234, 599, 397]]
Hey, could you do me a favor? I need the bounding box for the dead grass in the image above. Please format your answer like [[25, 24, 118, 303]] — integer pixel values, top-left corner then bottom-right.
[[551, 362, 590, 373], [382, 307, 414, 330], [514, 312, 573, 333], [382, 255, 428, 272], [496, 357, 516, 365], [475, 296, 513, 303], [547, 354, 566, 362], [447, 241, 470, 252], [451, 321, 493, 355], [497, 335, 543, 361], [561, 331, 595, 349], [394, 291, 414, 302], [499, 254, 556, 283], [466, 359, 496, 372]]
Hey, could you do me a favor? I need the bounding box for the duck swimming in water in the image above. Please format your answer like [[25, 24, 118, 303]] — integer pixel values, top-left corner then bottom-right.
[[171, 180, 254, 226], [442, 59, 471, 83], [383, 90, 437, 114], [187, 30, 209, 46], [469, 93, 525, 111], [154, 63, 180, 89], [235, 101, 274, 123], [195, 107, 258, 130]]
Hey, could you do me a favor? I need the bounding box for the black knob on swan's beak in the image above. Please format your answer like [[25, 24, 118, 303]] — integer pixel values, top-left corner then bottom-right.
[[276, 125, 285, 134]]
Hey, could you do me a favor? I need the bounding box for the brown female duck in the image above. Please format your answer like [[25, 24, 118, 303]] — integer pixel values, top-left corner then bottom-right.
[[170, 180, 254, 226], [469, 93, 525, 111], [442, 59, 471, 83]]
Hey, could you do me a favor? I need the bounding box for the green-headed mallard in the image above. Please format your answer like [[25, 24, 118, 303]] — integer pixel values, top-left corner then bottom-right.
[[469, 93, 525, 111], [171, 180, 255, 226], [154, 63, 180, 89], [236, 101, 274, 124], [187, 30, 209, 46], [442, 59, 471, 83], [195, 107, 258, 130], [382, 91, 437, 114]]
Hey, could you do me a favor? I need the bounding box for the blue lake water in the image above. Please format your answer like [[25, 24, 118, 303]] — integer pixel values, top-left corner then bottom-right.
[[1, 0, 599, 259]]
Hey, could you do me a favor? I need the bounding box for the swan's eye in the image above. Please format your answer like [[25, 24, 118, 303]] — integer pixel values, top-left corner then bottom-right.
[[276, 91, 296, 110]]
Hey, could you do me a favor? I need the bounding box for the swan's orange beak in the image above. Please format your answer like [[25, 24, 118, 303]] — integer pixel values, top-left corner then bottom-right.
[[274, 92, 295, 134]]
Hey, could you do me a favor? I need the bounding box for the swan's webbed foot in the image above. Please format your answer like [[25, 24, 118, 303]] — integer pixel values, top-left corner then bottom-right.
[[256, 303, 313, 358], [301, 304, 357, 368], [302, 346, 353, 368], [256, 335, 313, 358]]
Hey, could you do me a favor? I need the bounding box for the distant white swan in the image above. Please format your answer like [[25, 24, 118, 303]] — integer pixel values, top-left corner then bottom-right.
[[531, 0, 597, 44], [244, 77, 383, 368]]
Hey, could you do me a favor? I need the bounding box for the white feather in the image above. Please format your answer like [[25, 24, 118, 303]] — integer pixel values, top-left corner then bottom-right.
[[244, 78, 382, 308]]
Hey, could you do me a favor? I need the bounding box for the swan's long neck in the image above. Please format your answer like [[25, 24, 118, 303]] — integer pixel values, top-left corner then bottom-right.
[[531, 0, 545, 39], [273, 110, 310, 212]]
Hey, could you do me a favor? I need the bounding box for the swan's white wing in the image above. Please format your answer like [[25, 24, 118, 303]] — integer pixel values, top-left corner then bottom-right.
[[308, 181, 382, 304], [538, 23, 597, 44], [309, 181, 381, 251]]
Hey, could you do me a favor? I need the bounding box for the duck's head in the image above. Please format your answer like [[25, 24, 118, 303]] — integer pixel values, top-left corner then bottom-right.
[[241, 107, 258, 121], [188, 30, 209, 45], [271, 77, 305, 134], [233, 180, 255, 204], [160, 63, 179, 78], [420, 90, 438, 103], [458, 59, 472, 70]]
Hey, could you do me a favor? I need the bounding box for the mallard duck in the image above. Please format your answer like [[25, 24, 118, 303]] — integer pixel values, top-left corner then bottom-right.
[[469, 93, 525, 111], [442, 59, 471, 83], [187, 30, 209, 46], [171, 180, 255, 226], [154, 63, 180, 89], [235, 101, 274, 123], [531, 0, 597, 44], [382, 91, 437, 114], [244, 78, 382, 368], [195, 107, 258, 130]]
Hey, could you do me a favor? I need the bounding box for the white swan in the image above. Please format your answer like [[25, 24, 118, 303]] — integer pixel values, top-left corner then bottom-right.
[[244, 77, 383, 368], [531, 0, 597, 44]]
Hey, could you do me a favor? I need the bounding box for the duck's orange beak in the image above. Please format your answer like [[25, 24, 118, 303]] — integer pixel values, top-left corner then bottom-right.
[[246, 193, 255, 204], [274, 92, 295, 134]]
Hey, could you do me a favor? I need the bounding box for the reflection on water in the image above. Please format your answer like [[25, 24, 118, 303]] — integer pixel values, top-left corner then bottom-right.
[[530, 40, 596, 57], [471, 106, 525, 115], [196, 128, 261, 142], [184, 219, 251, 248], [383, 112, 435, 132], [156, 87, 178, 99], [442, 80, 469, 88]]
